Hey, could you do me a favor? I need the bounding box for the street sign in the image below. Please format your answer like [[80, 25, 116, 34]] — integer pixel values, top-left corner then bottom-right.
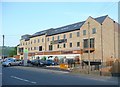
[[24, 49, 28, 53], [23, 49, 28, 66]]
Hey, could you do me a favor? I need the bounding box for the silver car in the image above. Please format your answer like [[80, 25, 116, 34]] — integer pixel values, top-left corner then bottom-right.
[[2, 58, 22, 67]]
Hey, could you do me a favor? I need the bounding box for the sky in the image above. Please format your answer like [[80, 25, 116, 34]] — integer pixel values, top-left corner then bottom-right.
[[0, 1, 119, 46]]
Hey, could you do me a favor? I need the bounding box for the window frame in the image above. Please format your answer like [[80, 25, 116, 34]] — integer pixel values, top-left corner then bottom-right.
[[92, 28, 96, 34], [63, 43, 66, 48], [83, 30, 86, 35], [70, 33, 72, 38], [63, 34, 66, 39], [77, 42, 80, 47], [70, 43, 72, 47], [77, 32, 80, 37]]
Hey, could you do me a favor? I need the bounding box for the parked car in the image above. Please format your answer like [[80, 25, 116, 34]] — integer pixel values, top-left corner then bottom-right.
[[31, 59, 46, 67], [0, 58, 4, 63], [2, 58, 22, 67], [21, 60, 31, 65], [45, 60, 58, 66]]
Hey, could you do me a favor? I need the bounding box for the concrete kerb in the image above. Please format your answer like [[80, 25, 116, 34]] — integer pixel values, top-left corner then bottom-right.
[[10, 65, 118, 84], [13, 65, 70, 74], [69, 70, 118, 83]]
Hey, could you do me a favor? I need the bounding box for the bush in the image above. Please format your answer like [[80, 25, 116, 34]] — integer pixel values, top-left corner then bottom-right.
[[41, 56, 46, 61]]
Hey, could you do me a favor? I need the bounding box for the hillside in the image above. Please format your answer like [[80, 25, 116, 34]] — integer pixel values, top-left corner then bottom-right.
[[0, 46, 17, 57]]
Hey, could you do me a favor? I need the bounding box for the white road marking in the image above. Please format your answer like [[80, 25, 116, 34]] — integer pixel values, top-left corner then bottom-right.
[[10, 76, 36, 84], [88, 77, 118, 84], [51, 71, 69, 74]]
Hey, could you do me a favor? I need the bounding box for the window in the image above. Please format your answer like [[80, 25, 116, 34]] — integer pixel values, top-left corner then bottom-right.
[[52, 36, 54, 41], [39, 46, 42, 51], [42, 38, 44, 42], [57, 44, 59, 48], [70, 43, 72, 47], [28, 48, 30, 51], [49, 45, 53, 51], [63, 43, 66, 48], [23, 43, 24, 45], [77, 42, 80, 47], [83, 38, 95, 48], [83, 30, 86, 35], [31, 47, 32, 50], [38, 39, 40, 43], [31, 41, 32, 44], [47, 38, 49, 41], [26, 42, 27, 45], [90, 38, 95, 48], [84, 39, 88, 48], [34, 47, 36, 50], [92, 28, 96, 34], [63, 34, 66, 39], [58, 36, 60, 40], [77, 32, 80, 37], [70, 33, 72, 38]]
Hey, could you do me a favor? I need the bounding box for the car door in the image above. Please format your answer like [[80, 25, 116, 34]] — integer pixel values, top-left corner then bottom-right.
[[12, 59, 16, 65]]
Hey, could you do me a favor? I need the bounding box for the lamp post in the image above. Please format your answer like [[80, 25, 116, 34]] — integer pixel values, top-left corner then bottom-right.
[[2, 35, 5, 59], [88, 22, 91, 74]]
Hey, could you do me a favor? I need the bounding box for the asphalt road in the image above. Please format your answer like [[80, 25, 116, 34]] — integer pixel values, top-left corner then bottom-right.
[[2, 66, 119, 86]]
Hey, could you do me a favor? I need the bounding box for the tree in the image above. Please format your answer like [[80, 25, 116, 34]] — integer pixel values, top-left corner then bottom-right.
[[8, 47, 17, 57]]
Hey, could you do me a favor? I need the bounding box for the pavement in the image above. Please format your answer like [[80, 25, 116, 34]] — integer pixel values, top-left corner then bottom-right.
[[0, 64, 2, 87], [2, 65, 119, 86]]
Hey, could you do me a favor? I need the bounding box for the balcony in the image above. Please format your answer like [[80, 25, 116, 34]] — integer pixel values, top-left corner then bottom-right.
[[83, 48, 95, 53]]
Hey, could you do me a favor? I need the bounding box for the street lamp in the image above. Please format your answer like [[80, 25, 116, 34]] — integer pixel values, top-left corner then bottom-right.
[[2, 35, 5, 59]]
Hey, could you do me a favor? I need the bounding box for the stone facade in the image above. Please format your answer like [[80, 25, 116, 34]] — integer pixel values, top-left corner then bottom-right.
[[17, 15, 119, 62]]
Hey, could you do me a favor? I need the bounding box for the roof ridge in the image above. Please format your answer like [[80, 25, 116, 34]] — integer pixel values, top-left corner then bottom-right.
[[94, 15, 108, 24], [94, 15, 108, 19]]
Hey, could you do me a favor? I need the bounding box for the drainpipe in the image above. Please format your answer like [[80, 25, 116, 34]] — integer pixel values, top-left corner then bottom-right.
[[100, 23, 103, 76], [113, 21, 116, 59], [88, 22, 91, 74]]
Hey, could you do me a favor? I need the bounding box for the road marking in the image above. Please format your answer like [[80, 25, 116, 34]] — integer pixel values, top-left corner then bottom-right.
[[87, 77, 118, 84], [51, 71, 69, 74], [10, 76, 36, 84]]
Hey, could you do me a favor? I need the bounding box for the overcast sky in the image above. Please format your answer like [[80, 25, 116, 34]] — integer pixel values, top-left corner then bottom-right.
[[0, 1, 119, 46]]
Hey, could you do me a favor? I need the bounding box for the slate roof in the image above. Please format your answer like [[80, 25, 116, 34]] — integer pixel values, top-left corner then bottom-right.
[[30, 15, 108, 37], [94, 15, 108, 24], [31, 30, 47, 38], [47, 21, 85, 36]]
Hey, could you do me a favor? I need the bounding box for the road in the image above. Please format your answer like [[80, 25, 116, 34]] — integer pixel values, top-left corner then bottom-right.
[[2, 66, 119, 86]]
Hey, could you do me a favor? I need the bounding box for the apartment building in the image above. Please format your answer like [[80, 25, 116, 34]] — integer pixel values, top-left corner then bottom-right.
[[17, 15, 119, 62]]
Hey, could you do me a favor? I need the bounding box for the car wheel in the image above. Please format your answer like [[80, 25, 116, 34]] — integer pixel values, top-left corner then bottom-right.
[[8, 63, 11, 67], [18, 63, 21, 66]]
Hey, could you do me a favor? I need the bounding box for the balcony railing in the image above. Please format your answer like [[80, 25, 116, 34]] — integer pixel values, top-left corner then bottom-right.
[[83, 48, 95, 53]]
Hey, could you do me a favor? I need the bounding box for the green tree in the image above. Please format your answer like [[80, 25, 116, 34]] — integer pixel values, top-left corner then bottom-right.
[[8, 47, 17, 57]]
